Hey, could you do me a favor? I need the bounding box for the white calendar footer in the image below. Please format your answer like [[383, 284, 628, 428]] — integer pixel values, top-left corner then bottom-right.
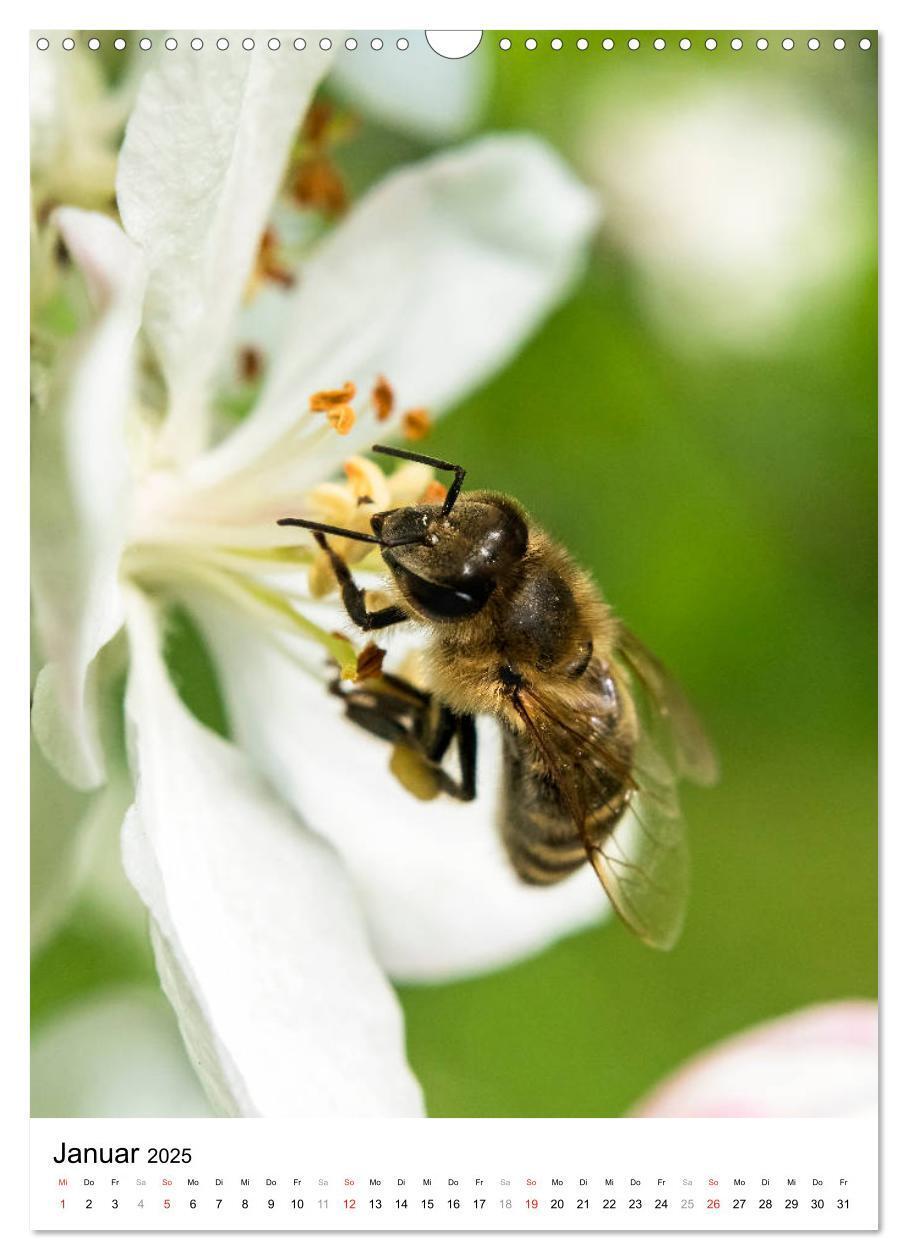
[[30, 1116, 878, 1231]]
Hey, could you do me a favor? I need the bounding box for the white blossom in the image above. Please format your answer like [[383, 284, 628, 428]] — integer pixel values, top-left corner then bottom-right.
[[633, 1001, 877, 1118], [32, 39, 604, 1116]]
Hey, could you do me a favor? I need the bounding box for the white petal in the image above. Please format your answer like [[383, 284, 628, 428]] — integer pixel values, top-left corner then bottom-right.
[[190, 134, 598, 493], [331, 31, 489, 141], [633, 1001, 878, 1118], [31, 987, 213, 1117], [121, 588, 423, 1116], [30, 732, 94, 952], [116, 37, 330, 460], [188, 594, 610, 982], [78, 761, 149, 944], [31, 209, 145, 788]]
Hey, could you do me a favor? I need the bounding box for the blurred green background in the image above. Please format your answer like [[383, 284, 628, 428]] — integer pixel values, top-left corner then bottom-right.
[[32, 31, 877, 1117]]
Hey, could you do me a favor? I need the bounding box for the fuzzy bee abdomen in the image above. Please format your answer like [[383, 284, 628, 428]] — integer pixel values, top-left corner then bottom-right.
[[499, 724, 631, 886]]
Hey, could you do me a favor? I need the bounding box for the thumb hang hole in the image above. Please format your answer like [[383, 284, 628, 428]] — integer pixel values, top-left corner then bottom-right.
[[425, 31, 483, 59]]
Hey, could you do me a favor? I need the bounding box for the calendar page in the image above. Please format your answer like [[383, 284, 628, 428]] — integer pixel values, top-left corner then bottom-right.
[[28, 23, 878, 1236]]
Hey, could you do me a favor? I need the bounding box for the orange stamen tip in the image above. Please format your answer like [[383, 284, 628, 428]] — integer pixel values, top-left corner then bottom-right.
[[303, 99, 334, 145], [355, 642, 386, 682], [290, 157, 349, 217], [327, 403, 356, 435], [401, 407, 432, 440], [372, 374, 395, 421], [310, 381, 356, 412], [420, 480, 447, 505], [237, 345, 264, 382], [342, 458, 377, 500], [252, 227, 296, 291]]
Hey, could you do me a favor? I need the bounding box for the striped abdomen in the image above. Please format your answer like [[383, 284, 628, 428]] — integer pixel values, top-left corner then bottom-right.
[[499, 671, 635, 885]]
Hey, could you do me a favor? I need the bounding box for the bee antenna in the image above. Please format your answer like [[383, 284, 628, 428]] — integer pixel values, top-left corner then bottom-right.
[[276, 518, 381, 545], [371, 445, 467, 516], [276, 517, 427, 549]]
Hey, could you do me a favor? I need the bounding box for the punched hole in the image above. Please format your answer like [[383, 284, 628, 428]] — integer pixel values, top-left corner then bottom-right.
[[425, 30, 482, 58]]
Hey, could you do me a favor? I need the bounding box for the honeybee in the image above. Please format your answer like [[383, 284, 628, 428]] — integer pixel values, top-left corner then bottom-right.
[[279, 445, 717, 949]]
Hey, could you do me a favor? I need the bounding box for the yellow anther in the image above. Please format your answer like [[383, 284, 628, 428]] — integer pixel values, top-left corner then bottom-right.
[[326, 403, 356, 435], [401, 407, 432, 441], [249, 227, 295, 296], [344, 456, 390, 509], [290, 156, 348, 217], [420, 479, 447, 506], [372, 374, 394, 421], [309, 381, 356, 412], [303, 482, 357, 522], [237, 345, 264, 383]]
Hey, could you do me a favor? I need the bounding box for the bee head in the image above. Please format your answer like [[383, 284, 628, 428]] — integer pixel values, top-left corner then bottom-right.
[[276, 446, 528, 623], [372, 494, 529, 622]]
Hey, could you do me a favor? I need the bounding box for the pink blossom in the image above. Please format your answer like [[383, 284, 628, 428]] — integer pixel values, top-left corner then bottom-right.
[[633, 1001, 877, 1118]]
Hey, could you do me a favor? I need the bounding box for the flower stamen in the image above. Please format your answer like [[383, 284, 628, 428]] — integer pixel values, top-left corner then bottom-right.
[[420, 479, 448, 505], [247, 227, 295, 297], [290, 157, 349, 218], [237, 345, 265, 383], [285, 98, 357, 219], [310, 381, 356, 412], [326, 403, 356, 435], [372, 374, 394, 421], [354, 641, 386, 682], [343, 456, 388, 505], [401, 407, 432, 441]]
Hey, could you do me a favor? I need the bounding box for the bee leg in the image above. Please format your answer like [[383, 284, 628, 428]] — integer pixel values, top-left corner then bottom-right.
[[331, 672, 424, 735], [452, 713, 478, 801], [422, 712, 477, 803], [340, 692, 412, 745], [314, 531, 409, 630], [330, 671, 429, 731], [333, 680, 477, 803]]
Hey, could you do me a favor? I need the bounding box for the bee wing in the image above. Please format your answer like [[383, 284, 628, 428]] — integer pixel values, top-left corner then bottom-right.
[[616, 626, 719, 786], [589, 728, 690, 950], [509, 682, 689, 951]]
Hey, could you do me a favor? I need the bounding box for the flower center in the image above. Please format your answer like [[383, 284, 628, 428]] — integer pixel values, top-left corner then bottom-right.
[[122, 440, 445, 682]]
